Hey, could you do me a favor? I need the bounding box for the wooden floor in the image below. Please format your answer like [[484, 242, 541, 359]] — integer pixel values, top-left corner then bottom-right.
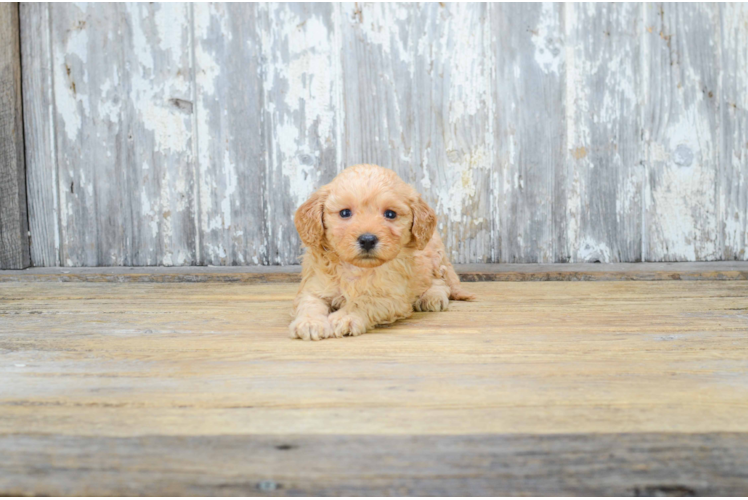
[[2, 270, 748, 495]]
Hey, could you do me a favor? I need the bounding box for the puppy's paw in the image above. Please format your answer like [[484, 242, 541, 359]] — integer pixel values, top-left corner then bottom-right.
[[328, 311, 367, 337], [414, 288, 450, 312], [289, 316, 333, 341]]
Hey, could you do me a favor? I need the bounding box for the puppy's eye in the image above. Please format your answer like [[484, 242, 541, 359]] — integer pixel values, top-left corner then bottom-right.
[[384, 210, 397, 220], [339, 209, 352, 218]]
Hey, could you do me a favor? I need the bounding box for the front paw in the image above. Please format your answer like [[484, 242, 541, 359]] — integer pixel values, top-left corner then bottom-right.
[[289, 316, 333, 341], [328, 311, 367, 337]]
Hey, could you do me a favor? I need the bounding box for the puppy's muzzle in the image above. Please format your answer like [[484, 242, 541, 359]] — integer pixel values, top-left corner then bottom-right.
[[358, 233, 378, 252]]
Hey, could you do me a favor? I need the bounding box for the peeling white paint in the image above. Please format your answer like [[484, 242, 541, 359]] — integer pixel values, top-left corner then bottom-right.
[[438, 147, 489, 224], [531, 3, 562, 75], [54, 23, 89, 141], [35, 3, 747, 266], [262, 4, 339, 210]]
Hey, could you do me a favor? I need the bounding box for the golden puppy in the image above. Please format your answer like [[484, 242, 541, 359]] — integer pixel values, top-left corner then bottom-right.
[[290, 164, 474, 341]]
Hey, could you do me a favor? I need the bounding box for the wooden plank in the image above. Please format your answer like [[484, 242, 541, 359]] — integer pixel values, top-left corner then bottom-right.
[[1, 280, 747, 437], [491, 3, 563, 263], [1, 433, 747, 496], [0, 262, 747, 283], [51, 3, 123, 266], [193, 3, 266, 266], [339, 4, 418, 179], [643, 3, 721, 262], [340, 3, 493, 264], [259, 3, 342, 265], [20, 3, 59, 267], [1, 279, 748, 493], [721, 4, 748, 261], [562, 4, 643, 263], [50, 4, 197, 266], [120, 3, 197, 266], [0, 2, 29, 270]]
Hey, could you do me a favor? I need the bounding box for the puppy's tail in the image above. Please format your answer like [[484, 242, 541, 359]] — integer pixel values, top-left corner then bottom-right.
[[440, 262, 476, 301]]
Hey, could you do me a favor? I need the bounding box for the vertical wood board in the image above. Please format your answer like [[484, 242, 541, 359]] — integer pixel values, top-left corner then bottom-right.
[[562, 3, 644, 263], [643, 3, 721, 262], [193, 3, 266, 266], [0, 2, 30, 270], [21, 3, 58, 267], [721, 3, 748, 260], [491, 3, 564, 263]]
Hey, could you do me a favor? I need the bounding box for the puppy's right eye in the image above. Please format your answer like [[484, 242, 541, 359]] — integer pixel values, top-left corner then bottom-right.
[[339, 209, 352, 218]]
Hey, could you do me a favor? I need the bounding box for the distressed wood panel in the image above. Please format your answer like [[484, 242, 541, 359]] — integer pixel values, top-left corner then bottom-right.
[[50, 3, 196, 266], [721, 3, 748, 260], [562, 3, 644, 263], [2, 433, 748, 496], [20, 3, 59, 267], [0, 2, 30, 270], [51, 3, 125, 266], [193, 3, 266, 265], [491, 3, 564, 263], [339, 4, 418, 178], [18, 2, 748, 266], [121, 3, 197, 266], [260, 3, 342, 265], [643, 3, 721, 262], [341, 3, 493, 264]]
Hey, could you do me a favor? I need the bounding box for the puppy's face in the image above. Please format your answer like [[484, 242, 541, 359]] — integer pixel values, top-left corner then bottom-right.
[[324, 184, 413, 268], [295, 165, 437, 268]]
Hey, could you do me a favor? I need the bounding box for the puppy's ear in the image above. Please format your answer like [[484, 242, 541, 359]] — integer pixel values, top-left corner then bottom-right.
[[409, 195, 437, 250], [295, 187, 328, 251]]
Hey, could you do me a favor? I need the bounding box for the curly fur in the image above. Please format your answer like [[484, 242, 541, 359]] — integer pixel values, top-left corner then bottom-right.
[[290, 164, 475, 341]]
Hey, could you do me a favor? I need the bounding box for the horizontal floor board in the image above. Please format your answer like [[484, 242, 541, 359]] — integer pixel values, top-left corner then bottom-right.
[[1, 433, 747, 496]]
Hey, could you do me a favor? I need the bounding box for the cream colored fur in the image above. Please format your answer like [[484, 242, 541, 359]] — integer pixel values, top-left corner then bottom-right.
[[290, 164, 474, 341]]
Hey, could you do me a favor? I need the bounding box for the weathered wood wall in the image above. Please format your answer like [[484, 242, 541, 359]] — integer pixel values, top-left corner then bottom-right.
[[20, 3, 748, 266], [0, 3, 30, 270]]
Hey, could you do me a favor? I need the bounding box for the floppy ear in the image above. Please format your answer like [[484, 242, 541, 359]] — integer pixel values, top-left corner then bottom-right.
[[294, 187, 328, 251], [409, 194, 437, 250]]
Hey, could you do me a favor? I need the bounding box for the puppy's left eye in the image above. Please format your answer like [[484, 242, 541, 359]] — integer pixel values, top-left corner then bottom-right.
[[384, 210, 397, 220]]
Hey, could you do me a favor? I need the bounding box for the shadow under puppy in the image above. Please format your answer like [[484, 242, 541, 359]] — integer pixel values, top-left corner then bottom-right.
[[290, 164, 475, 341]]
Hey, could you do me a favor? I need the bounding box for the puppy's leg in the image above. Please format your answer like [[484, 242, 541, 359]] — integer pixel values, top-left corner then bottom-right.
[[414, 278, 450, 312], [290, 293, 333, 341], [328, 297, 413, 337]]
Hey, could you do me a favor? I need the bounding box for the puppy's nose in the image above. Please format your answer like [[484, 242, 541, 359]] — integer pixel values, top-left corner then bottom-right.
[[358, 233, 378, 251]]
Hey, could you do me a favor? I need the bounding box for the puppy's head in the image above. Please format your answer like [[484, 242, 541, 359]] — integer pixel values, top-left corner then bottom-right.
[[294, 164, 436, 268]]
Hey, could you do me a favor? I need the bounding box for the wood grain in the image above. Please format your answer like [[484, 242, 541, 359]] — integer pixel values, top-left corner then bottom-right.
[[1, 279, 748, 494], [20, 3, 59, 267], [721, 3, 748, 261], [643, 3, 721, 262], [259, 3, 342, 266], [0, 2, 29, 270], [2, 433, 747, 496], [491, 3, 562, 263], [17, 3, 748, 266], [193, 3, 267, 266], [1, 262, 747, 283], [563, 4, 644, 263], [1, 280, 747, 437], [49, 4, 198, 266]]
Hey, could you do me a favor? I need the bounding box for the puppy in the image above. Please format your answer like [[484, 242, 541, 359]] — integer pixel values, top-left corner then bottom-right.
[[290, 164, 474, 340]]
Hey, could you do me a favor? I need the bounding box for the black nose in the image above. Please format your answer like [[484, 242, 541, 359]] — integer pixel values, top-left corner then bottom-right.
[[358, 233, 378, 251]]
